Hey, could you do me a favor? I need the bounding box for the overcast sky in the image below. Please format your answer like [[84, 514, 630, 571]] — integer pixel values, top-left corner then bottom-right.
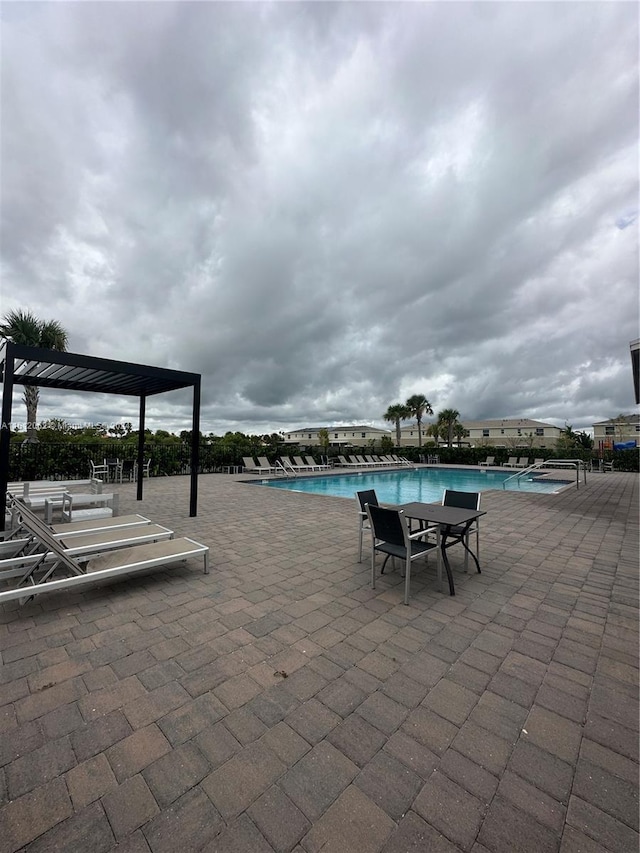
[[2, 1, 638, 437]]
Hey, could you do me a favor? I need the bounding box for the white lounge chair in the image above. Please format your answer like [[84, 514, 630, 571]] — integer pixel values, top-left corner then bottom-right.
[[502, 457, 518, 468], [243, 457, 273, 475], [0, 500, 208, 605], [479, 456, 495, 467]]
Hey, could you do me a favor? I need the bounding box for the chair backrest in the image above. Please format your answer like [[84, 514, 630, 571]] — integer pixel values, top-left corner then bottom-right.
[[356, 489, 379, 514], [304, 456, 317, 467], [485, 456, 495, 464], [257, 457, 272, 468], [243, 457, 256, 468], [442, 489, 481, 511], [367, 504, 406, 548], [518, 457, 529, 465]]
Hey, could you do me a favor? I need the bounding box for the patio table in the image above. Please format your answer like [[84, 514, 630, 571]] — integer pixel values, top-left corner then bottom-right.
[[395, 502, 486, 596]]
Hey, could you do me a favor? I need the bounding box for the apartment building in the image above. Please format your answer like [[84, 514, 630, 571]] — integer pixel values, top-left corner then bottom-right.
[[399, 418, 562, 448], [592, 414, 640, 449], [283, 425, 392, 447]]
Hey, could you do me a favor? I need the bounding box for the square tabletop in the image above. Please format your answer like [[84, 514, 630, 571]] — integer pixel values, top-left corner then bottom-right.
[[395, 502, 485, 526]]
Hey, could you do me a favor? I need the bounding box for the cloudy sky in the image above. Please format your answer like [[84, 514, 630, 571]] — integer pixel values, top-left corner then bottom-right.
[[1, 1, 638, 437]]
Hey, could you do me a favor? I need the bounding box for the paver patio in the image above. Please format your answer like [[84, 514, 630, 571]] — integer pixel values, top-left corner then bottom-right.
[[0, 468, 637, 852]]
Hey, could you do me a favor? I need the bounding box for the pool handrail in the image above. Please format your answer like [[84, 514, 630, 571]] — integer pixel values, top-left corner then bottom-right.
[[503, 458, 587, 489]]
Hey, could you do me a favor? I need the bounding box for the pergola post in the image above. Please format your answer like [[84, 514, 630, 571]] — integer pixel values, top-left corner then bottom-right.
[[190, 377, 200, 517], [0, 347, 14, 531], [137, 395, 146, 502]]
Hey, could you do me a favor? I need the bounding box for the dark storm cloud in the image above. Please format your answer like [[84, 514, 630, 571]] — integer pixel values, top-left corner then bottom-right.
[[1, 1, 637, 435]]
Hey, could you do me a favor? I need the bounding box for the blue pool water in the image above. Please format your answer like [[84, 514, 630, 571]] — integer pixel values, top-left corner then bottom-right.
[[250, 467, 569, 503]]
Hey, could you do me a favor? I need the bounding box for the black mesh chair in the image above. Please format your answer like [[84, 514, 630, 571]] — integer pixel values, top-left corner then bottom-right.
[[356, 489, 379, 563], [442, 489, 481, 572], [366, 503, 440, 605], [120, 460, 135, 482]]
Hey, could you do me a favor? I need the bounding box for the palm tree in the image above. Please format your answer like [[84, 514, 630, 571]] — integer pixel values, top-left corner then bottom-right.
[[437, 408, 461, 448], [0, 309, 69, 443], [383, 403, 409, 447], [405, 394, 433, 447]]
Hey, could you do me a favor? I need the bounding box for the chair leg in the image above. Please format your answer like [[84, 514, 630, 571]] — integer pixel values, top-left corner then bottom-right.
[[371, 542, 376, 590], [404, 554, 411, 605], [464, 532, 469, 572], [358, 520, 363, 563]]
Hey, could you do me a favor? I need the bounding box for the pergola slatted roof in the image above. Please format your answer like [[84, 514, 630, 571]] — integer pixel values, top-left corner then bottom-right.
[[0, 340, 202, 529]]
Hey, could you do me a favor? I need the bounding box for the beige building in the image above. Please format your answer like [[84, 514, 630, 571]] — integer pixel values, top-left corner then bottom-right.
[[592, 414, 640, 449], [283, 425, 392, 447], [399, 418, 562, 449]]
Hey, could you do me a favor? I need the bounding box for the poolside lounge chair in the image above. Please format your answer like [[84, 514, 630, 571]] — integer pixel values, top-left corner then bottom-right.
[[533, 458, 545, 467], [502, 457, 518, 468], [257, 457, 278, 473], [336, 455, 360, 468], [516, 457, 530, 468], [304, 456, 329, 470], [479, 456, 495, 467], [293, 456, 314, 471], [0, 499, 208, 605], [242, 457, 273, 475], [279, 456, 306, 473]]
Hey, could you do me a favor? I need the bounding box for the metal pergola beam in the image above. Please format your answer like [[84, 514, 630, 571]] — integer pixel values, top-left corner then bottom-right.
[[0, 340, 202, 530]]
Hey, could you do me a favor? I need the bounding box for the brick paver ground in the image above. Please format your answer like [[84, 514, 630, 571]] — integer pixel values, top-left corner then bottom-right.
[[0, 467, 637, 852]]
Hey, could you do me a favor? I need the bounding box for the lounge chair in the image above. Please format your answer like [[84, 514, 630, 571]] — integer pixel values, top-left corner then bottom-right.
[[279, 456, 306, 473], [0, 499, 208, 605], [257, 457, 278, 473], [479, 456, 495, 467], [532, 458, 545, 467], [304, 456, 329, 470], [293, 456, 314, 471], [364, 456, 386, 467], [336, 455, 360, 468], [242, 457, 273, 475], [516, 457, 530, 468], [502, 457, 518, 468]]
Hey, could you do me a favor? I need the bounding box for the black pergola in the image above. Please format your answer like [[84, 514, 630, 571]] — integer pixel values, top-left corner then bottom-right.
[[0, 340, 201, 530]]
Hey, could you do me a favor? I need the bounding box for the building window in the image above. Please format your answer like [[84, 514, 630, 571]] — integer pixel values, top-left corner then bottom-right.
[[535, 428, 544, 436], [517, 429, 522, 436], [334, 433, 338, 439], [482, 429, 490, 437], [308, 434, 312, 439], [500, 429, 505, 435], [636, 425, 640, 432], [361, 433, 366, 438], [605, 426, 615, 435]]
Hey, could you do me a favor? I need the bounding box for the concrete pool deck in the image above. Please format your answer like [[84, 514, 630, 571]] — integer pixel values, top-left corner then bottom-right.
[[0, 468, 637, 852]]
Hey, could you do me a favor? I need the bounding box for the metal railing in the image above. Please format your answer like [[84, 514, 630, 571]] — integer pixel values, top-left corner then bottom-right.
[[503, 458, 587, 489]]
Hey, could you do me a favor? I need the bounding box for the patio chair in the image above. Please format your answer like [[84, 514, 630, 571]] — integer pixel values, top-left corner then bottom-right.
[[134, 459, 152, 479], [119, 460, 135, 482], [356, 489, 379, 563], [516, 457, 530, 468], [106, 458, 123, 483], [90, 459, 109, 481], [442, 489, 481, 573], [366, 503, 440, 606], [479, 456, 495, 467], [502, 457, 518, 468], [533, 458, 545, 467]]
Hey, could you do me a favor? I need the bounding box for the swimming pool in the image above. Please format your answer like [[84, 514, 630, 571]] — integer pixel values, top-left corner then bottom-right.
[[250, 467, 569, 503]]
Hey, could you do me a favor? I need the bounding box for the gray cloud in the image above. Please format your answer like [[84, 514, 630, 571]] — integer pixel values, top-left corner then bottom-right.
[[2, 2, 638, 436]]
